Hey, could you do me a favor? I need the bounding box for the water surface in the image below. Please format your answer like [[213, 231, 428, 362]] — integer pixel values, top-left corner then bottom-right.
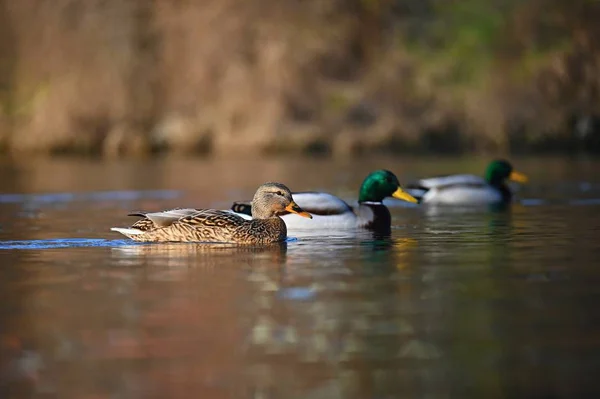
[[1, 156, 599, 398]]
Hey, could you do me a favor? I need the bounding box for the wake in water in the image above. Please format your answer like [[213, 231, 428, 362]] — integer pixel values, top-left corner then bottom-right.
[[0, 236, 300, 250]]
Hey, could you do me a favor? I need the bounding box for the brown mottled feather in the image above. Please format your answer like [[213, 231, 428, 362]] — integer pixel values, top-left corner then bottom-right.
[[130, 218, 155, 231], [115, 209, 287, 244]]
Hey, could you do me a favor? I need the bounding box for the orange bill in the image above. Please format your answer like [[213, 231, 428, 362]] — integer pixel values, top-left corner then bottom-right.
[[509, 171, 528, 183], [392, 187, 418, 203], [285, 201, 313, 219]]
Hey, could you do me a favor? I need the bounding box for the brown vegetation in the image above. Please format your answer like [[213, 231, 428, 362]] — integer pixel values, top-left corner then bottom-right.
[[1, 0, 600, 156]]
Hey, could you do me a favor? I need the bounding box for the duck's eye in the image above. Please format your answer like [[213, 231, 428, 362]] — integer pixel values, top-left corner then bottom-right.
[[276, 191, 283, 196]]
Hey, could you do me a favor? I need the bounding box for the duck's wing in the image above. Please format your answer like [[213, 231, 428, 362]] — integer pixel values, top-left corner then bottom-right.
[[173, 209, 246, 228], [231, 191, 353, 217], [136, 208, 201, 228], [127, 208, 244, 229], [290, 192, 353, 216], [111, 208, 201, 236], [113, 208, 254, 242], [409, 174, 486, 190]]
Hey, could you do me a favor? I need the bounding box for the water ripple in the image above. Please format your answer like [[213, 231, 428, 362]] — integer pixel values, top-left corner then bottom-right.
[[0, 238, 140, 250]]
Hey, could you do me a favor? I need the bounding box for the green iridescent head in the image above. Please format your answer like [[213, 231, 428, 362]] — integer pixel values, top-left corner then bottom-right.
[[358, 170, 417, 203], [484, 160, 528, 186]]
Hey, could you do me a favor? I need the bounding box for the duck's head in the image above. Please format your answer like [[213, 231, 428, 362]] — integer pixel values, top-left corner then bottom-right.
[[251, 183, 312, 219], [485, 160, 528, 186], [358, 170, 418, 203]]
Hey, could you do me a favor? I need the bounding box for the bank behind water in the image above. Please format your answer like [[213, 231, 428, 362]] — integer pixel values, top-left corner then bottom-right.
[[1, 0, 600, 156]]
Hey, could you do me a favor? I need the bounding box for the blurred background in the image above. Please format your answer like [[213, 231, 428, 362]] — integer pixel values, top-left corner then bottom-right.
[[1, 0, 600, 157]]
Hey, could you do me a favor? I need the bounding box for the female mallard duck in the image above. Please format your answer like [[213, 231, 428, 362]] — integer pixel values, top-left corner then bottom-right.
[[404, 159, 528, 205], [111, 183, 312, 244], [230, 170, 417, 231]]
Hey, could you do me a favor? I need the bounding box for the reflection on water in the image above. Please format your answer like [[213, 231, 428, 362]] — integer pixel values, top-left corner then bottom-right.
[[1, 156, 600, 398]]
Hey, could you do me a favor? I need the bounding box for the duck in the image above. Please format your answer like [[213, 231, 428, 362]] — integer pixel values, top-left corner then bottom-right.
[[403, 159, 528, 206], [229, 170, 417, 231], [111, 183, 312, 244]]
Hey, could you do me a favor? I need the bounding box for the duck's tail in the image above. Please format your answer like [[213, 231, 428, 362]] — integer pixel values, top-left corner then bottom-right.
[[231, 202, 252, 216], [110, 227, 144, 238]]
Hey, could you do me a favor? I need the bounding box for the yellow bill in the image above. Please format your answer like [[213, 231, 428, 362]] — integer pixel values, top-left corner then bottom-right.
[[392, 187, 418, 203], [509, 171, 528, 183], [285, 201, 313, 218]]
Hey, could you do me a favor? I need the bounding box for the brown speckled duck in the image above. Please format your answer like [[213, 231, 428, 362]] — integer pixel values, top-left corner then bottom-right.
[[111, 183, 312, 244]]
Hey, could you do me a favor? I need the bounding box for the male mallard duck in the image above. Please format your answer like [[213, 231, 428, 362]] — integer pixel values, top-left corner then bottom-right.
[[111, 183, 312, 244], [230, 170, 417, 231], [404, 159, 528, 205]]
